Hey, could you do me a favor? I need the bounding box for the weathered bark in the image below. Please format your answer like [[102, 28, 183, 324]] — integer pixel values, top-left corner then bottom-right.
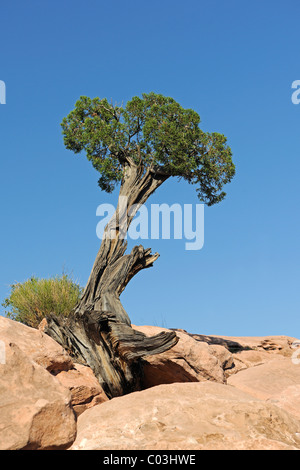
[[45, 160, 179, 398]]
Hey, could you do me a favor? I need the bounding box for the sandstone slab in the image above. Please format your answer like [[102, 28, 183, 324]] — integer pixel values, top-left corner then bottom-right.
[[0, 316, 73, 373], [267, 385, 300, 421], [227, 357, 300, 421], [134, 325, 226, 388], [0, 341, 76, 450], [56, 363, 109, 416], [227, 357, 300, 400], [71, 382, 300, 450]]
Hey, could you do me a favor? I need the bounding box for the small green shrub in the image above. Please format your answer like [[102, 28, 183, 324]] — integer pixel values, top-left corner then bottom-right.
[[2, 274, 83, 328]]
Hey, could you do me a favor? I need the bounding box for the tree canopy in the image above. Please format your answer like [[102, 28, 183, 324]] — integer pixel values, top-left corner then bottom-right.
[[61, 92, 235, 205]]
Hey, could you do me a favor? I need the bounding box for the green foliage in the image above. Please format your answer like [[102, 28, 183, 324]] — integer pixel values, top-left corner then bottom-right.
[[2, 274, 83, 328], [61, 92, 235, 205]]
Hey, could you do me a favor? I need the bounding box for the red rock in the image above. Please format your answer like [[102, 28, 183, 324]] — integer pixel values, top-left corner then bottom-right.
[[71, 382, 300, 450], [228, 357, 299, 398], [56, 363, 109, 416], [0, 316, 73, 373], [133, 325, 226, 387], [207, 334, 299, 357], [0, 341, 76, 450], [0, 317, 108, 420], [267, 385, 300, 421]]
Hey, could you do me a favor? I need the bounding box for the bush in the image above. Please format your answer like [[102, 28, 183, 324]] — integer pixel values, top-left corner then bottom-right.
[[2, 274, 83, 328]]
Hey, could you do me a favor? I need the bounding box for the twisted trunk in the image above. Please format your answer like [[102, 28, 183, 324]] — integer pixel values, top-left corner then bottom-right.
[[45, 161, 178, 398]]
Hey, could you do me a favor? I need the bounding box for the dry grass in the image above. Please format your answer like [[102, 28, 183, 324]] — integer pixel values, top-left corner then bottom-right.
[[2, 274, 83, 328]]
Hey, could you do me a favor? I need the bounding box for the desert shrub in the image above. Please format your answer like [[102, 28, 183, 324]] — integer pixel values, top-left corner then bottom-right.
[[2, 274, 83, 328]]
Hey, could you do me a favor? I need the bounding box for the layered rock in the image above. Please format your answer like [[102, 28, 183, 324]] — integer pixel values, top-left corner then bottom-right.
[[0, 316, 73, 373], [1, 316, 300, 451], [0, 341, 76, 450], [56, 363, 109, 416], [134, 325, 229, 387], [0, 316, 108, 448]]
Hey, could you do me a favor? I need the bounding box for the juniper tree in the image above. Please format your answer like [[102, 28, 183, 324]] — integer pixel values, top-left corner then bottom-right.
[[45, 92, 235, 397]]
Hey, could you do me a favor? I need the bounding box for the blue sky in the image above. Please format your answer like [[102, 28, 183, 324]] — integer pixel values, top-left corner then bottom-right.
[[0, 0, 299, 336]]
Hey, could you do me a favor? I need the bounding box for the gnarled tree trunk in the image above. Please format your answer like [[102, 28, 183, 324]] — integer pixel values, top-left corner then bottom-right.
[[45, 161, 179, 398]]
